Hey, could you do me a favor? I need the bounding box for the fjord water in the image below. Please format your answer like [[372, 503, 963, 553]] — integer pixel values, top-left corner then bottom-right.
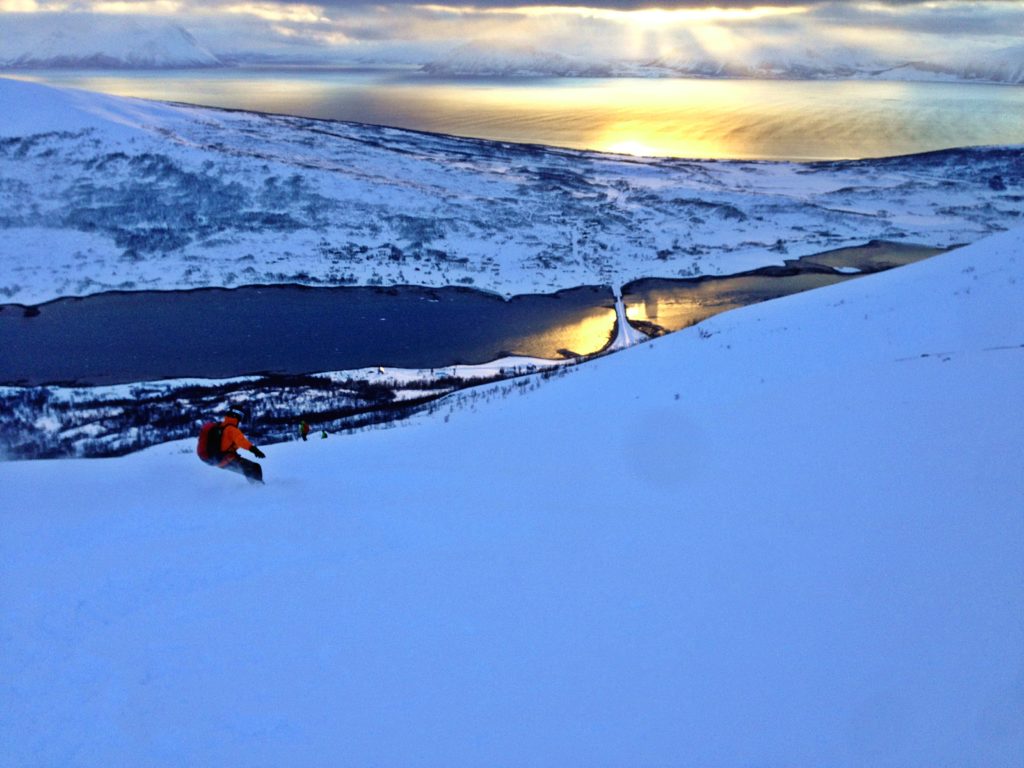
[[0, 244, 942, 386], [0, 285, 617, 386], [10, 68, 1024, 160], [623, 242, 945, 334]]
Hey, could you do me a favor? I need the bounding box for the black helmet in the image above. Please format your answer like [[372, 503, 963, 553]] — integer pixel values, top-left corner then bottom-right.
[[225, 406, 247, 422]]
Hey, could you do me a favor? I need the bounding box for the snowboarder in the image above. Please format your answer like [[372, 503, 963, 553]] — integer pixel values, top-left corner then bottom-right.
[[198, 407, 266, 484], [299, 420, 310, 441]]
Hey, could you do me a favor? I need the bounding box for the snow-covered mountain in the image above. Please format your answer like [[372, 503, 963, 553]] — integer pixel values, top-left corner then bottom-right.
[[862, 45, 1024, 85], [647, 43, 876, 80], [3, 14, 1021, 83], [647, 48, 1024, 83], [0, 15, 221, 69], [2, 78, 1021, 308], [952, 43, 1024, 84], [2, 223, 1022, 765], [422, 41, 612, 77], [422, 41, 1024, 84]]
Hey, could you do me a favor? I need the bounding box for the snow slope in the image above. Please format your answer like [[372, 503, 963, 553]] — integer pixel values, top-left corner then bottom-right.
[[2, 226, 1022, 765], [1, 77, 1021, 306]]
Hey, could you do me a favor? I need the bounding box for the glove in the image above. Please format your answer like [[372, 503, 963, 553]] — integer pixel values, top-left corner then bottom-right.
[[251, 446, 266, 459]]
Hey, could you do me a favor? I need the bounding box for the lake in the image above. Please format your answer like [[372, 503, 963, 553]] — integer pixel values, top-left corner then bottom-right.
[[0, 243, 942, 387], [622, 242, 945, 336], [8, 68, 1024, 160], [0, 284, 617, 386]]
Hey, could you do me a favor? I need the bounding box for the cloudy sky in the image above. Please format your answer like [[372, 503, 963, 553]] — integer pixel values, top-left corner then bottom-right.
[[2, 1, 1023, 64]]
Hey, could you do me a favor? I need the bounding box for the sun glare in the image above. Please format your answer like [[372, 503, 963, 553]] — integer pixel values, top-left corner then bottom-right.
[[596, 124, 732, 160], [590, 5, 808, 26], [604, 139, 662, 157], [513, 308, 617, 358]]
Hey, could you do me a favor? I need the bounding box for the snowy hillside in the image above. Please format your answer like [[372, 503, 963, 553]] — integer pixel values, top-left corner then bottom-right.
[[0, 15, 221, 69], [2, 225, 1022, 765], [1, 77, 1022, 306]]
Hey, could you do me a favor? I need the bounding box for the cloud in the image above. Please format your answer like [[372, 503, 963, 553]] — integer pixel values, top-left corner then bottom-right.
[[813, 0, 1024, 35], [8, 0, 1024, 10], [3, 0, 1023, 64]]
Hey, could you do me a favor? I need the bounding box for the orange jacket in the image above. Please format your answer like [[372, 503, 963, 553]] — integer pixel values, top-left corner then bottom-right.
[[220, 415, 253, 456]]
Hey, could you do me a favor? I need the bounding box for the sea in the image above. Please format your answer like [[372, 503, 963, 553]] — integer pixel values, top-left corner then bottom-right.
[[8, 67, 1024, 161]]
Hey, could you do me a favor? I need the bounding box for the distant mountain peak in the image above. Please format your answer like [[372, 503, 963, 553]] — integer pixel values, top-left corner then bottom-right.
[[422, 41, 611, 77], [421, 39, 1024, 85], [0, 14, 221, 69]]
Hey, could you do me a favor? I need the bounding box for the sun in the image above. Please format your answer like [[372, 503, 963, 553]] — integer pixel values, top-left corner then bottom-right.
[[604, 139, 662, 158]]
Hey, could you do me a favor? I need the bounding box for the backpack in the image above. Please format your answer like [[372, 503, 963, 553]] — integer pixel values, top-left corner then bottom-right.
[[196, 422, 225, 464]]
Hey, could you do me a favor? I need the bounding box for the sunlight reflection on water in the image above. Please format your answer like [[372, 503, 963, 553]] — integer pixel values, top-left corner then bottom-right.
[[504, 306, 618, 359], [623, 242, 944, 334], [10, 69, 1024, 160], [625, 273, 848, 332]]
